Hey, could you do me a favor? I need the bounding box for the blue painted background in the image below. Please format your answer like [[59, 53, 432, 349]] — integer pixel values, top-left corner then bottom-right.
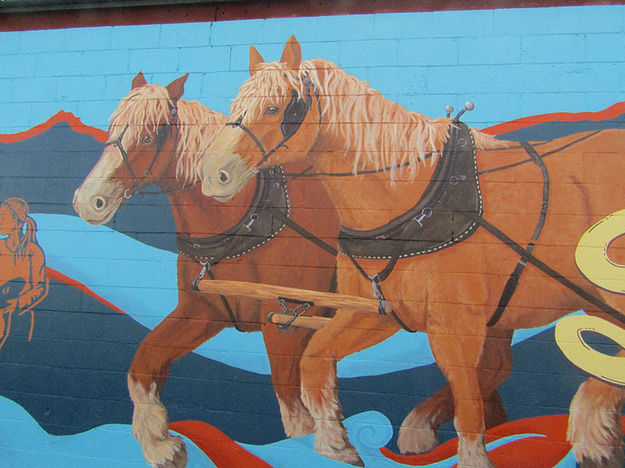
[[1, 4, 624, 467], [1, 5, 624, 134]]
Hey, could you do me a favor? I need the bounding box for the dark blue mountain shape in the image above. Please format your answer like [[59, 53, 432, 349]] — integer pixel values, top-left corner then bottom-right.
[[3, 114, 625, 254], [0, 122, 177, 252], [497, 112, 625, 141]]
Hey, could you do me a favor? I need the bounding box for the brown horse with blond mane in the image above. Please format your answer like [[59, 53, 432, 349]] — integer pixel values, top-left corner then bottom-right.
[[197, 36, 625, 467], [73, 72, 344, 468]]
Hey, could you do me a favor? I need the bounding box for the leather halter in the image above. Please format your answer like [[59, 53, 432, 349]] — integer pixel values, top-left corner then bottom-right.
[[226, 75, 321, 170], [105, 106, 178, 199]]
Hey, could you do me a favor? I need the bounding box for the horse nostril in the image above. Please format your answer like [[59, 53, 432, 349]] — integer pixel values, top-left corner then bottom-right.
[[218, 170, 230, 184], [94, 197, 106, 211]]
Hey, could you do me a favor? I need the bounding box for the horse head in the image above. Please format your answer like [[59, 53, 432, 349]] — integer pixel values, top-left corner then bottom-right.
[[73, 72, 187, 224], [198, 36, 323, 201]]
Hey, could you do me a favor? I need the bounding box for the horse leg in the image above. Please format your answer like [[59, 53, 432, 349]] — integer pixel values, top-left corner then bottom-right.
[[261, 322, 316, 437], [299, 309, 399, 467], [568, 350, 625, 468], [428, 316, 494, 468], [398, 328, 512, 454], [128, 305, 225, 468]]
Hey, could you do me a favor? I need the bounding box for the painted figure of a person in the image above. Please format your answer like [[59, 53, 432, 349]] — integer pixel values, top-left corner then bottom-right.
[[0, 198, 48, 350]]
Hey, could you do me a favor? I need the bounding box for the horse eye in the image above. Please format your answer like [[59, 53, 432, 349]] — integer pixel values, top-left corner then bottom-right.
[[141, 135, 152, 145], [218, 170, 230, 184], [265, 106, 280, 115]]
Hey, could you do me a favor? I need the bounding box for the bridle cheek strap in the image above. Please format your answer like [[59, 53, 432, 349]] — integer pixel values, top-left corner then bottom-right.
[[105, 107, 178, 199], [226, 76, 320, 170]]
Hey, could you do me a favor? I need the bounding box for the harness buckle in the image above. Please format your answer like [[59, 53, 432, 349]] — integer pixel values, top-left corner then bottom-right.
[[412, 207, 433, 227], [369, 274, 388, 315], [449, 174, 467, 186], [244, 213, 259, 232]]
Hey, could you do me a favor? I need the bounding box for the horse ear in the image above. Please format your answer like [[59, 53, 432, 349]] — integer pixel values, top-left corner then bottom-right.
[[249, 46, 265, 76], [166, 73, 188, 102], [280, 35, 302, 71], [131, 71, 147, 89]]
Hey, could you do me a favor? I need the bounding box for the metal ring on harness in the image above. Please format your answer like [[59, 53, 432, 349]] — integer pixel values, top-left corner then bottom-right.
[[268, 296, 314, 333], [192, 261, 210, 291]]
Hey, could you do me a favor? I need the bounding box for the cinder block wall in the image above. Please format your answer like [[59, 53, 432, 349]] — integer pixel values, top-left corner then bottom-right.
[[0, 3, 624, 467]]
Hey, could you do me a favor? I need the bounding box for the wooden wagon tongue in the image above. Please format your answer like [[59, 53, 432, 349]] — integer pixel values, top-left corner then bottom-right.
[[196, 279, 392, 330]]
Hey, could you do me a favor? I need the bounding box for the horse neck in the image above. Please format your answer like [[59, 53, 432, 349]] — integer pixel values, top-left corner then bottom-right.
[[157, 101, 254, 237], [166, 180, 258, 238], [309, 130, 438, 231]]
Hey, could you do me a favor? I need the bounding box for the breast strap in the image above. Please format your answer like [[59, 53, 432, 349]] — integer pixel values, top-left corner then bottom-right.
[[338, 122, 481, 259], [176, 165, 290, 264]]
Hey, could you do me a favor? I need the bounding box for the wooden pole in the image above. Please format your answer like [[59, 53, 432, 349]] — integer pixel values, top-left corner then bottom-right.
[[197, 279, 391, 315], [268, 313, 330, 330]]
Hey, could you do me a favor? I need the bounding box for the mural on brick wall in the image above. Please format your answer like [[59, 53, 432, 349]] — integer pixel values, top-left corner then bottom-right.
[[1, 5, 625, 468]]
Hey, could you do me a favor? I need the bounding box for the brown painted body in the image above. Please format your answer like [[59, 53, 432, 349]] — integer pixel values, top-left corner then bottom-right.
[[195, 37, 625, 467], [72, 73, 341, 467]]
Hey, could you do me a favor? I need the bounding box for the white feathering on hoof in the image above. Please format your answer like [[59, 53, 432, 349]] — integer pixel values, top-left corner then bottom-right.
[[128, 377, 188, 468]]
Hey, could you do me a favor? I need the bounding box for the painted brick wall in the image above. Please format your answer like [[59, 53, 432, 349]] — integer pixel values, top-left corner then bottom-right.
[[1, 4, 625, 467]]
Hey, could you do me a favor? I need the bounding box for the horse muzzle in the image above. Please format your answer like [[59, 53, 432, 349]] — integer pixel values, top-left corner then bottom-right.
[[73, 181, 124, 225], [197, 151, 253, 202]]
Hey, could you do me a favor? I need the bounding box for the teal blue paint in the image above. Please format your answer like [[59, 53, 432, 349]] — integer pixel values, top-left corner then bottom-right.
[[2, 5, 624, 132], [0, 396, 213, 468]]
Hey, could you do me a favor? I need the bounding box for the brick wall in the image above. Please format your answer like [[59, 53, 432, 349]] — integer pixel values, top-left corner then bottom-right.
[[0, 3, 624, 467]]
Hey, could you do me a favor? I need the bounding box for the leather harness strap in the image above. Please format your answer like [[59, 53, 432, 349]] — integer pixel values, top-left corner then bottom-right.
[[177, 166, 289, 264]]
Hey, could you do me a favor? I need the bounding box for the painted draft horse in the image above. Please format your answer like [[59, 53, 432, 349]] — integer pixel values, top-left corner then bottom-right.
[[73, 72, 344, 468], [197, 36, 625, 467]]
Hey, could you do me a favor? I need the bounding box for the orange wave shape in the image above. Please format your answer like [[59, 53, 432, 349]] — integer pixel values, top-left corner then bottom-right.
[[2, 102, 625, 144], [380, 414, 625, 467], [170, 415, 625, 467], [169, 420, 271, 468], [0, 110, 107, 143]]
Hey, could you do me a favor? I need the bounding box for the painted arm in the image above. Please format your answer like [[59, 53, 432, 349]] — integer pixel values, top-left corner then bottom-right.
[[17, 245, 48, 315]]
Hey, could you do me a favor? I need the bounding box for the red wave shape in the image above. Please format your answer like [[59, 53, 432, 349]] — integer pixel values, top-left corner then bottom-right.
[[0, 110, 107, 143], [47, 267, 125, 315], [169, 420, 272, 468], [381, 414, 625, 467], [483, 101, 625, 135]]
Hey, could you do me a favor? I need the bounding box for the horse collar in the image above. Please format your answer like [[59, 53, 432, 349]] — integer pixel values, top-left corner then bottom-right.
[[177, 165, 290, 264], [338, 122, 482, 259]]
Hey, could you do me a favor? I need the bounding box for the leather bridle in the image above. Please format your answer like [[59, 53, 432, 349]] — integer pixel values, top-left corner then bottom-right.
[[105, 106, 179, 199], [225, 75, 321, 170]]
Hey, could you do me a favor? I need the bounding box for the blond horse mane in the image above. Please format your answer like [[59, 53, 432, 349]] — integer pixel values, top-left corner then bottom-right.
[[109, 84, 228, 185], [231, 58, 503, 180]]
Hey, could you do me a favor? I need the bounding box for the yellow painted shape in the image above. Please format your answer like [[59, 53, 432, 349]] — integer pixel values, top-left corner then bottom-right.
[[555, 315, 625, 386], [575, 209, 625, 294]]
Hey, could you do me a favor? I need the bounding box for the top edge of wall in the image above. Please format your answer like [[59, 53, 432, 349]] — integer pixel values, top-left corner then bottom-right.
[[1, 0, 624, 32]]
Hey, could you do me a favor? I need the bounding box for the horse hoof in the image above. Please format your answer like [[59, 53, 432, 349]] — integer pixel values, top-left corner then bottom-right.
[[317, 443, 364, 467], [457, 438, 494, 468], [140, 435, 188, 468], [397, 410, 439, 454], [398, 424, 438, 454], [156, 437, 187, 468]]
